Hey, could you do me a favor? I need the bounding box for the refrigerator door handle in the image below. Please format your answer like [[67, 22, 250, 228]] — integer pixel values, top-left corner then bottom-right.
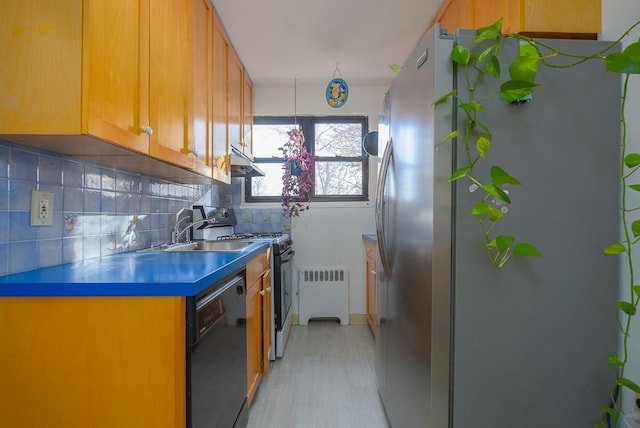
[[375, 137, 393, 277]]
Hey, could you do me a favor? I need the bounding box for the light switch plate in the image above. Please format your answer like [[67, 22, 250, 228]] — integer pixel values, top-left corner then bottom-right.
[[30, 190, 54, 226]]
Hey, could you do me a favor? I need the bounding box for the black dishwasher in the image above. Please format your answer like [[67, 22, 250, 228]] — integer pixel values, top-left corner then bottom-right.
[[186, 272, 248, 428]]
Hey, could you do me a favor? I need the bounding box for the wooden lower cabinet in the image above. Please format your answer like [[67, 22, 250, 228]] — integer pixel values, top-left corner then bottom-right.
[[0, 297, 186, 428], [246, 249, 271, 406], [364, 239, 377, 336]]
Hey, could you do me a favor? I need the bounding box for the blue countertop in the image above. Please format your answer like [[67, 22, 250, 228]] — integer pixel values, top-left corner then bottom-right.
[[0, 241, 270, 297]]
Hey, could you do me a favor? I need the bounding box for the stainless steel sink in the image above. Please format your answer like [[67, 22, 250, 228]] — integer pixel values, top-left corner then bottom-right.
[[165, 240, 256, 252]]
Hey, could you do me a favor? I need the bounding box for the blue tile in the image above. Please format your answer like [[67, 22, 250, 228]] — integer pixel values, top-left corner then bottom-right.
[[149, 213, 159, 230], [63, 160, 84, 187], [9, 211, 37, 241], [0, 179, 7, 210], [128, 194, 142, 213], [84, 189, 101, 212], [80, 214, 101, 237], [101, 235, 117, 257], [38, 238, 63, 268], [39, 184, 63, 212], [159, 213, 170, 229], [101, 214, 116, 235], [141, 195, 151, 213], [235, 223, 250, 234], [150, 197, 167, 214], [36, 211, 63, 240], [0, 243, 7, 275], [0, 145, 8, 178], [141, 176, 152, 195], [115, 192, 130, 214], [0, 211, 7, 242], [10, 148, 38, 181], [102, 168, 116, 190], [39, 154, 63, 185], [85, 164, 102, 189], [63, 186, 84, 212], [63, 213, 82, 235], [62, 236, 83, 263], [101, 190, 116, 213], [83, 235, 101, 259], [131, 174, 142, 194], [8, 241, 38, 273], [9, 179, 35, 211]]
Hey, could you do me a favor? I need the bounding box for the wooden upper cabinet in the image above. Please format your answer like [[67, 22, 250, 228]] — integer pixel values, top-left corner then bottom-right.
[[188, 0, 214, 177], [148, 0, 192, 170], [242, 71, 254, 159], [0, 0, 150, 154], [212, 11, 231, 184], [0, 0, 251, 183], [228, 47, 244, 154], [435, 0, 601, 37], [85, 0, 150, 154]]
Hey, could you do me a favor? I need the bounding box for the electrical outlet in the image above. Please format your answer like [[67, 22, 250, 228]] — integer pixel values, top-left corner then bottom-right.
[[30, 190, 54, 226]]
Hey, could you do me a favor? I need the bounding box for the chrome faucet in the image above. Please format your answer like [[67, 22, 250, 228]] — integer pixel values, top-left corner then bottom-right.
[[172, 218, 214, 244]]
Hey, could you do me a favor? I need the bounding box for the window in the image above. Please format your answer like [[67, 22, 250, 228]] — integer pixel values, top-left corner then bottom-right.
[[246, 116, 369, 203]]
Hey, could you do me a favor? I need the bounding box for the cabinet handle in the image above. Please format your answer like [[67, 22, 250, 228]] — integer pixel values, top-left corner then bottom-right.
[[142, 126, 153, 135], [266, 287, 272, 292], [370, 270, 377, 276], [259, 290, 265, 296]]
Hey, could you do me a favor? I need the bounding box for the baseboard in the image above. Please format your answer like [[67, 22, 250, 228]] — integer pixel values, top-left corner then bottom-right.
[[349, 313, 367, 325]]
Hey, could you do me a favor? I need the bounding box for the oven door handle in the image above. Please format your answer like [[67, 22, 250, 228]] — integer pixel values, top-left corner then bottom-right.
[[280, 250, 295, 263]]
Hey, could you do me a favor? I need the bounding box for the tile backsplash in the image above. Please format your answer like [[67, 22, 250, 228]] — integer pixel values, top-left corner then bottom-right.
[[220, 178, 291, 235], [0, 142, 291, 276], [0, 141, 223, 275]]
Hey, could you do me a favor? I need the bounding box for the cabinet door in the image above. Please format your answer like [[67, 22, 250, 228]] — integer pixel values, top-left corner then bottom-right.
[[228, 47, 243, 153], [212, 12, 231, 183], [521, 0, 601, 34], [149, 0, 192, 169], [436, 0, 600, 35], [0, 0, 82, 134], [84, 0, 150, 154], [246, 280, 262, 406], [262, 270, 272, 375], [188, 0, 214, 177], [242, 72, 254, 158]]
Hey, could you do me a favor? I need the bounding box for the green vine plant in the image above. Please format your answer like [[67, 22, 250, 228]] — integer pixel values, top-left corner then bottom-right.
[[434, 18, 542, 269], [435, 17, 640, 428]]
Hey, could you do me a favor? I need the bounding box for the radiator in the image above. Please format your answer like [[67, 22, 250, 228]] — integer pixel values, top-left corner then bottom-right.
[[298, 267, 349, 326]]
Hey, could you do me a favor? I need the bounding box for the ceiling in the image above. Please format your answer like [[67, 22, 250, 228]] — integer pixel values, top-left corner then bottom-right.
[[210, 0, 443, 88]]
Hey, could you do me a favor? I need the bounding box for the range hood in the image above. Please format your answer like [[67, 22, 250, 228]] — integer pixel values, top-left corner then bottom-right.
[[230, 146, 265, 177]]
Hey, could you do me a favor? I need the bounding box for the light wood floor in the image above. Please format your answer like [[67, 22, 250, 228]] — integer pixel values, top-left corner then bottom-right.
[[247, 321, 390, 428]]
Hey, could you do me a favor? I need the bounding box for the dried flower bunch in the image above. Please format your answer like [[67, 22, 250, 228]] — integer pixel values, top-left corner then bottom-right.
[[279, 129, 314, 217]]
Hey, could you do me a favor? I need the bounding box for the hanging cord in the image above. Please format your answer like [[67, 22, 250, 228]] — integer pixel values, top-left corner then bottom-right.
[[332, 63, 343, 79], [293, 76, 298, 127]]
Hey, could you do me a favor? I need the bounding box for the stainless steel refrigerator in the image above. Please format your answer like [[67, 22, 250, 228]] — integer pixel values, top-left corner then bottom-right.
[[375, 25, 621, 428]]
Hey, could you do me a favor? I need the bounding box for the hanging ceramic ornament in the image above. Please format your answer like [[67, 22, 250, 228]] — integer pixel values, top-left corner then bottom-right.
[[325, 64, 348, 108]]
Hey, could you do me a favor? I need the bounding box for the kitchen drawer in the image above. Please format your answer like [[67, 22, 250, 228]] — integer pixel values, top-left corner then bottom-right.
[[247, 249, 270, 286]]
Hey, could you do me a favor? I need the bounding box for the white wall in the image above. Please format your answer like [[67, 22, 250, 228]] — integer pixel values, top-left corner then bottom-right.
[[253, 84, 387, 317], [602, 0, 640, 414]]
